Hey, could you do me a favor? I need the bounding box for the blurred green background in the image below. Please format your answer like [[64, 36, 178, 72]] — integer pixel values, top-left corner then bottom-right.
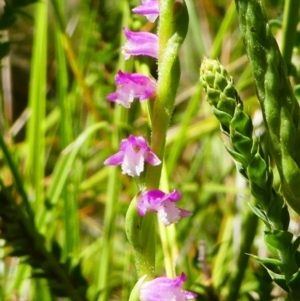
[[0, 0, 299, 300]]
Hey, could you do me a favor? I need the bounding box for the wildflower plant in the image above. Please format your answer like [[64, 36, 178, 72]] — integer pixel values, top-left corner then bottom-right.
[[104, 0, 196, 298], [0, 0, 300, 300]]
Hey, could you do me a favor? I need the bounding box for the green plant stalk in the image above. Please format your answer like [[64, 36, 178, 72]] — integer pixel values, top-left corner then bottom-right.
[[212, 214, 234, 292], [50, 0, 99, 120], [185, 0, 207, 56], [97, 105, 125, 301], [53, 0, 72, 147], [25, 0, 47, 211], [234, 0, 300, 215], [97, 168, 121, 300], [225, 202, 258, 301], [210, 0, 236, 58], [281, 0, 300, 68], [126, 0, 189, 282], [145, 0, 189, 189], [166, 85, 202, 175], [31, 279, 52, 301]]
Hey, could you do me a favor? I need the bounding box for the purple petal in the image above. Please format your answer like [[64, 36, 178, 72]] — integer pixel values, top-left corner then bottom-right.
[[121, 142, 146, 177], [173, 273, 187, 287], [132, 0, 159, 22], [121, 135, 148, 151], [137, 189, 192, 225], [106, 91, 133, 108], [145, 150, 161, 166], [140, 273, 197, 301], [167, 190, 182, 202], [184, 291, 198, 300], [157, 200, 182, 225], [105, 135, 160, 177], [104, 151, 124, 166], [106, 92, 117, 101], [129, 135, 149, 149], [179, 208, 193, 218], [122, 27, 158, 60], [138, 190, 165, 215]]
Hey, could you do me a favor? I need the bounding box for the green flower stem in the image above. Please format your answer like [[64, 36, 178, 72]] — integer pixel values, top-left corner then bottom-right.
[[127, 0, 189, 282], [281, 0, 300, 68], [234, 0, 300, 216], [145, 0, 189, 189]]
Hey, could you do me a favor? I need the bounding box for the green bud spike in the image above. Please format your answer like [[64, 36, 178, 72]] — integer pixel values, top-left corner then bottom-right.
[[200, 57, 281, 226], [200, 58, 238, 134], [200, 57, 300, 298], [234, 0, 300, 215]]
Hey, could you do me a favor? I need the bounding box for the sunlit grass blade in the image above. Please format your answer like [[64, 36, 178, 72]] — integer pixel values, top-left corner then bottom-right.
[[25, 0, 47, 211]]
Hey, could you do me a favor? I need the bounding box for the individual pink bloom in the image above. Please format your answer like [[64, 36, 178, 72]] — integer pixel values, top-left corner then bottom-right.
[[137, 189, 192, 226], [140, 273, 197, 301], [132, 0, 159, 23], [106, 70, 156, 108], [104, 135, 161, 177], [122, 27, 158, 60]]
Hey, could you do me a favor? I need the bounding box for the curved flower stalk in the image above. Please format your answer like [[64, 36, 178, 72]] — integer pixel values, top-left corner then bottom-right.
[[106, 70, 156, 108], [132, 0, 159, 23], [145, 0, 189, 189], [138, 189, 192, 226], [104, 135, 161, 177], [234, 0, 300, 216], [106, 0, 191, 292], [139, 273, 197, 301], [122, 27, 159, 60], [200, 58, 300, 300]]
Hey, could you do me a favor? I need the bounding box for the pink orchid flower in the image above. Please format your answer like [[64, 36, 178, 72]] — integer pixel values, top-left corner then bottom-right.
[[132, 0, 159, 23], [138, 189, 192, 226], [106, 70, 156, 108], [104, 135, 161, 177], [122, 27, 158, 60]]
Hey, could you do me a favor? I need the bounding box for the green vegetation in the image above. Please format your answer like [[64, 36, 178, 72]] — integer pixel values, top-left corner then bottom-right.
[[0, 0, 300, 300]]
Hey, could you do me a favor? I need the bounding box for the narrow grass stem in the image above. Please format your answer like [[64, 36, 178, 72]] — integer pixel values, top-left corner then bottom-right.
[[97, 106, 125, 300], [50, 0, 99, 120], [281, 0, 300, 68], [26, 0, 47, 211], [226, 202, 258, 300]]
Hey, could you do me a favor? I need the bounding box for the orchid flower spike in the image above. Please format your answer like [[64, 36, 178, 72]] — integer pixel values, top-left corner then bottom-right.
[[138, 189, 192, 226], [106, 70, 156, 108], [132, 0, 159, 23], [140, 273, 197, 301], [104, 135, 161, 177], [122, 27, 158, 60]]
